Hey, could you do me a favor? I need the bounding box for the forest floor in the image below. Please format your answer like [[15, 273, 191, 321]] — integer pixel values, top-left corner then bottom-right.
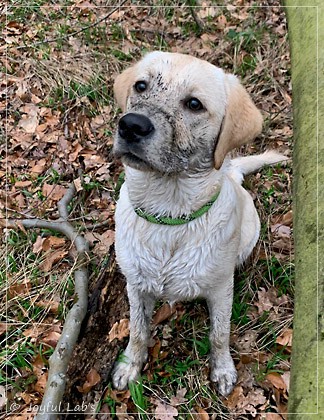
[[1, 1, 293, 419]]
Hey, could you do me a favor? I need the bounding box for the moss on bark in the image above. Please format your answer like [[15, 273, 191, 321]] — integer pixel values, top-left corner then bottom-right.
[[284, 2, 324, 418]]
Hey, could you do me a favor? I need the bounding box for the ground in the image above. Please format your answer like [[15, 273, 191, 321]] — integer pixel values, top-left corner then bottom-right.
[[1, 1, 293, 419]]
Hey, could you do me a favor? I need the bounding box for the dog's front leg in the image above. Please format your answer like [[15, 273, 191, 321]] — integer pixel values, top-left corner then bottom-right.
[[207, 280, 237, 396], [112, 285, 155, 390]]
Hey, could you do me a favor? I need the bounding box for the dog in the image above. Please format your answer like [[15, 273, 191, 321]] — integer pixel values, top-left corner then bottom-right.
[[111, 51, 287, 396]]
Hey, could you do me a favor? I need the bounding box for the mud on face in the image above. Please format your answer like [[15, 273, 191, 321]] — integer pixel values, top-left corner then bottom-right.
[[113, 54, 227, 174]]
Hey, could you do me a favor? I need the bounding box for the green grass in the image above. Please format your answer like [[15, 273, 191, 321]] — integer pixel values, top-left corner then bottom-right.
[[1, 228, 77, 392], [129, 379, 149, 419], [254, 346, 290, 382], [232, 294, 250, 326], [47, 76, 113, 115], [7, 1, 48, 22], [2, 2, 292, 417], [101, 393, 117, 417], [265, 257, 294, 295], [189, 334, 210, 357]]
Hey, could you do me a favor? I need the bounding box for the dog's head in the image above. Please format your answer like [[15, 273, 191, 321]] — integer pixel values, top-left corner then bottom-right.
[[113, 51, 263, 173]]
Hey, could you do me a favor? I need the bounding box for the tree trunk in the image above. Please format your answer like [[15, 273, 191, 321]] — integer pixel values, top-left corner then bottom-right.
[[284, 3, 324, 418]]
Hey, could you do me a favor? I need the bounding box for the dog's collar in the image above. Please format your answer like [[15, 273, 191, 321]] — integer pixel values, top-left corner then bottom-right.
[[134, 190, 221, 225]]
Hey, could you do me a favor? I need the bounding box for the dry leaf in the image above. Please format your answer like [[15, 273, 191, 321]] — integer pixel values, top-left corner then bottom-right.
[[41, 330, 61, 348], [92, 230, 115, 257], [69, 142, 83, 162], [235, 330, 258, 352], [42, 236, 66, 251], [281, 210, 293, 226], [276, 329, 293, 348], [282, 371, 290, 394], [265, 372, 287, 391], [84, 231, 99, 246], [0, 323, 7, 336], [153, 303, 176, 325], [32, 354, 48, 394], [19, 106, 39, 133], [255, 287, 289, 318], [34, 371, 48, 394], [15, 180, 32, 187], [73, 177, 83, 192], [193, 405, 209, 420], [272, 237, 292, 252], [77, 368, 101, 393], [108, 319, 129, 342], [115, 402, 134, 419], [101, 229, 115, 244], [33, 235, 44, 253], [170, 388, 187, 406], [105, 388, 130, 403], [238, 388, 267, 414], [12, 192, 26, 209], [271, 224, 291, 238], [255, 288, 274, 314], [8, 279, 31, 298], [36, 298, 60, 314], [224, 385, 244, 410], [153, 399, 178, 420], [23, 326, 42, 339], [42, 183, 67, 201], [217, 14, 227, 29], [30, 158, 47, 175], [31, 163, 47, 175], [225, 386, 268, 414], [39, 249, 68, 272]]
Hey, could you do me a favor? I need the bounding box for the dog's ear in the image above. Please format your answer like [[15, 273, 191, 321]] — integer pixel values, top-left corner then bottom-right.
[[114, 66, 136, 112], [214, 75, 263, 170]]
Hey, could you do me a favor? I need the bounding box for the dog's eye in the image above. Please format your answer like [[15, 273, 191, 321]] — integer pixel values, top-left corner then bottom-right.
[[186, 98, 204, 111], [134, 81, 147, 93]]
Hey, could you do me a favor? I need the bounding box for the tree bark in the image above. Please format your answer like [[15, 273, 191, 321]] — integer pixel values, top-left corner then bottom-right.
[[284, 3, 323, 418]]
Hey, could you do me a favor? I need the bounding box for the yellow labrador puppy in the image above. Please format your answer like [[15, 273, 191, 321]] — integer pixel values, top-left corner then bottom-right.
[[112, 51, 286, 396]]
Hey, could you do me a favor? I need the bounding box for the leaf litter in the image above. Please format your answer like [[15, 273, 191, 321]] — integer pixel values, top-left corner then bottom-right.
[[1, 0, 293, 418]]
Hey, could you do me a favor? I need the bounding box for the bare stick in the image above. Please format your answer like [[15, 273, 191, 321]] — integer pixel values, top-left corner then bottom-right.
[[188, 5, 205, 33], [5, 183, 90, 420]]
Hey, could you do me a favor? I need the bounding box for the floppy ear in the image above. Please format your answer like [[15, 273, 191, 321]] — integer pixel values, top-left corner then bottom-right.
[[214, 75, 263, 170], [113, 66, 136, 112]]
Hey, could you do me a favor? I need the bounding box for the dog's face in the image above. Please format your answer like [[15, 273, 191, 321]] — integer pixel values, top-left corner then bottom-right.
[[113, 51, 263, 173]]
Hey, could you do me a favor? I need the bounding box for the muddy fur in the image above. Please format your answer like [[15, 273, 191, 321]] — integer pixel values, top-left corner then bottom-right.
[[111, 51, 287, 396]]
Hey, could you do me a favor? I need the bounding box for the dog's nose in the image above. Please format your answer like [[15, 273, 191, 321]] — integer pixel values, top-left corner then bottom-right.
[[118, 113, 155, 142]]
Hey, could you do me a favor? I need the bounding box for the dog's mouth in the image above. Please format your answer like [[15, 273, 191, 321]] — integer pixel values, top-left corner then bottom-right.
[[120, 152, 153, 171]]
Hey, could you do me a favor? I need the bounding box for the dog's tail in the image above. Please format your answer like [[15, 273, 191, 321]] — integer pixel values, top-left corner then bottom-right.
[[229, 151, 289, 184]]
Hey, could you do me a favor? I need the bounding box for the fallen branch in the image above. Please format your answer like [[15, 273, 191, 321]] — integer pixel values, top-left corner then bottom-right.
[[188, 4, 205, 33], [5, 183, 90, 420]]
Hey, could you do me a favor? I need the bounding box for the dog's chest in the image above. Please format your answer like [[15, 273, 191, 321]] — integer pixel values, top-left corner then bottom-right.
[[115, 192, 239, 301]]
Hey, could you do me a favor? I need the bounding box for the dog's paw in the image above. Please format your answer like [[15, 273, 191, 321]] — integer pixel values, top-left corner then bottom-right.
[[112, 358, 141, 390], [210, 363, 237, 397]]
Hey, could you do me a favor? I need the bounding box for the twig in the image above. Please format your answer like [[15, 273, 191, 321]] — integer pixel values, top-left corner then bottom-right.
[[188, 4, 205, 33], [81, 219, 112, 231], [12, 0, 128, 50], [57, 183, 76, 221], [5, 183, 90, 420]]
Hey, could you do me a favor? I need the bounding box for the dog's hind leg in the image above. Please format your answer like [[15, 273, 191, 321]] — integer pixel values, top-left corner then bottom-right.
[[207, 279, 237, 396], [112, 286, 155, 390]]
